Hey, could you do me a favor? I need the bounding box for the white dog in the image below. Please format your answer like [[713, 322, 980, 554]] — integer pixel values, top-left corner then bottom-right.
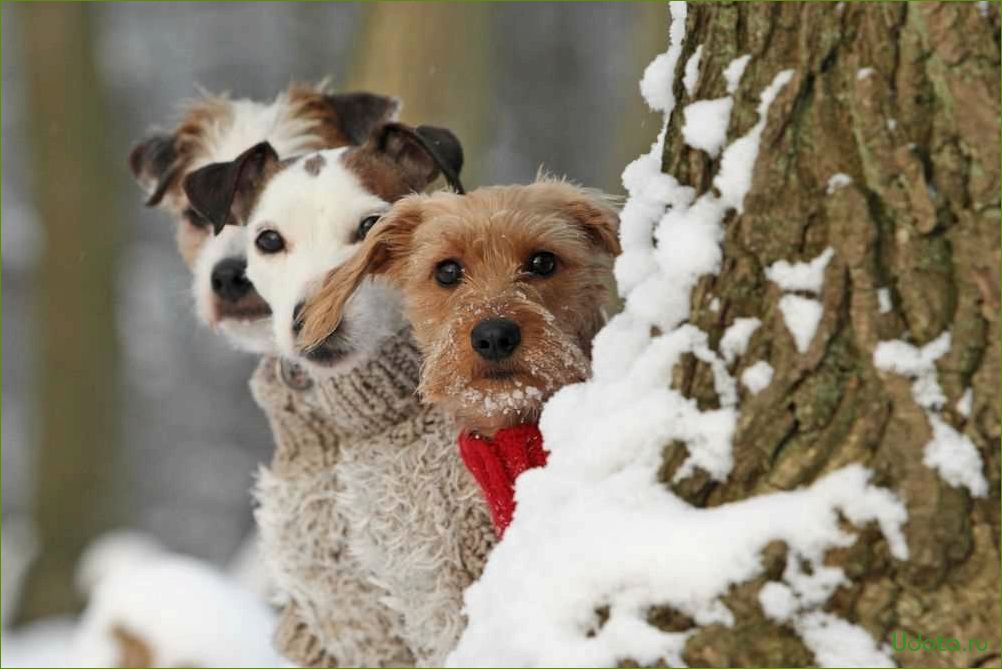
[[129, 83, 399, 353]]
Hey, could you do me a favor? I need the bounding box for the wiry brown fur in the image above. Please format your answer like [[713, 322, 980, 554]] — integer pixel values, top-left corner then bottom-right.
[[301, 179, 620, 435]]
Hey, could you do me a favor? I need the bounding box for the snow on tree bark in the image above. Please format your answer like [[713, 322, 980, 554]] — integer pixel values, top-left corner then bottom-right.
[[451, 4, 998, 668], [664, 3, 999, 667]]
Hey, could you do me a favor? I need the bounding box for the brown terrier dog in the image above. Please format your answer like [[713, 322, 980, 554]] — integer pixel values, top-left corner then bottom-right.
[[300, 178, 620, 437]]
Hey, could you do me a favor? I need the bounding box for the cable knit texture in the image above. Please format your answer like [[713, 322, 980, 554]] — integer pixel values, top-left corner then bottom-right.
[[250, 329, 496, 667], [458, 425, 547, 536]]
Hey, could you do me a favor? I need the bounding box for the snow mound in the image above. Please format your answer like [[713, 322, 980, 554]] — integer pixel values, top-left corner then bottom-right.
[[73, 545, 283, 668], [449, 6, 908, 668], [1, 518, 38, 627], [75, 530, 164, 597], [2, 529, 282, 669], [1, 618, 77, 668]]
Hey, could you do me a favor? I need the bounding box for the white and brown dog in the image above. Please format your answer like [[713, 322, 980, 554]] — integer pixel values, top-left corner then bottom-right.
[[182, 122, 465, 373], [129, 83, 399, 353], [183, 122, 495, 666]]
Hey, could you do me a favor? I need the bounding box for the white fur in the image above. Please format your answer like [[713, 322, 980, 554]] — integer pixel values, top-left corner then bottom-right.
[[191, 224, 275, 354], [245, 148, 406, 372], [186, 90, 339, 355], [187, 95, 323, 175]]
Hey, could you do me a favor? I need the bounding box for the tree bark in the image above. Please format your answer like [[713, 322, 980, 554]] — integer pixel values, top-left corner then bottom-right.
[[16, 3, 125, 621], [656, 4, 999, 667]]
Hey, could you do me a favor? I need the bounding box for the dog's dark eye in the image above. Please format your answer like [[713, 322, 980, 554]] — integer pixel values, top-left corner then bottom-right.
[[435, 259, 464, 287], [355, 214, 382, 242], [255, 230, 285, 254], [183, 208, 210, 229], [526, 251, 557, 277]]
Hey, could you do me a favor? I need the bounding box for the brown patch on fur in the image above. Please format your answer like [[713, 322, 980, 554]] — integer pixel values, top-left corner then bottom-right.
[[130, 83, 398, 269], [303, 153, 326, 176], [301, 179, 620, 435], [112, 624, 154, 668], [286, 83, 356, 149], [286, 84, 399, 148], [343, 148, 418, 203], [341, 123, 463, 204]]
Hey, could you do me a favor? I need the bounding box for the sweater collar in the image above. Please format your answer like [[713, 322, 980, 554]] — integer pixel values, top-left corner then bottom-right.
[[311, 327, 425, 438]]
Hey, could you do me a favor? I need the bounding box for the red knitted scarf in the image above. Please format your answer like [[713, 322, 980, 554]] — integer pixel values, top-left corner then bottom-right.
[[457, 424, 547, 537]]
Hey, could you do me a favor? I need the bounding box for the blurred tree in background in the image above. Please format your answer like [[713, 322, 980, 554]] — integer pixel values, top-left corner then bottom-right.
[[16, 2, 126, 621], [348, 2, 493, 187]]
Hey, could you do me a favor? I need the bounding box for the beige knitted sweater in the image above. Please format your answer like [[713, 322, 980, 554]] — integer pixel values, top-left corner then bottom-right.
[[250, 329, 496, 667]]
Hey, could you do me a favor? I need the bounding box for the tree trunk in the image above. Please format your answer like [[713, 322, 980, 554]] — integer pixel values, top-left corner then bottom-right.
[[16, 3, 125, 621], [657, 4, 999, 667]]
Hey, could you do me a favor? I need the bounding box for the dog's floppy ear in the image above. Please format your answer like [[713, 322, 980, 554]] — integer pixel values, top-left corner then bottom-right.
[[182, 142, 280, 235], [129, 133, 180, 207], [535, 180, 621, 257], [377, 123, 464, 192], [300, 197, 425, 348], [414, 125, 463, 188], [564, 193, 621, 257], [324, 92, 401, 145]]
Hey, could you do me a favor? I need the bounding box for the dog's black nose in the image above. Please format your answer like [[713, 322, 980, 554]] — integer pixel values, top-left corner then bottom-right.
[[211, 258, 252, 302], [471, 318, 521, 361], [291, 302, 304, 335]]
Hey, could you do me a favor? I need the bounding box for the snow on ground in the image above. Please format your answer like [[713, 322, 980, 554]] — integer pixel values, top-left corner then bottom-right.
[[1, 618, 77, 668], [74, 546, 282, 667], [1, 529, 281, 669], [1, 518, 37, 627], [449, 6, 908, 667], [874, 333, 988, 497]]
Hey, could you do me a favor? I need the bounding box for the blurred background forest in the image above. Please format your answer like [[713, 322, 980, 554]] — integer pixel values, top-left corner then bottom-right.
[[0, 1, 668, 631]]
